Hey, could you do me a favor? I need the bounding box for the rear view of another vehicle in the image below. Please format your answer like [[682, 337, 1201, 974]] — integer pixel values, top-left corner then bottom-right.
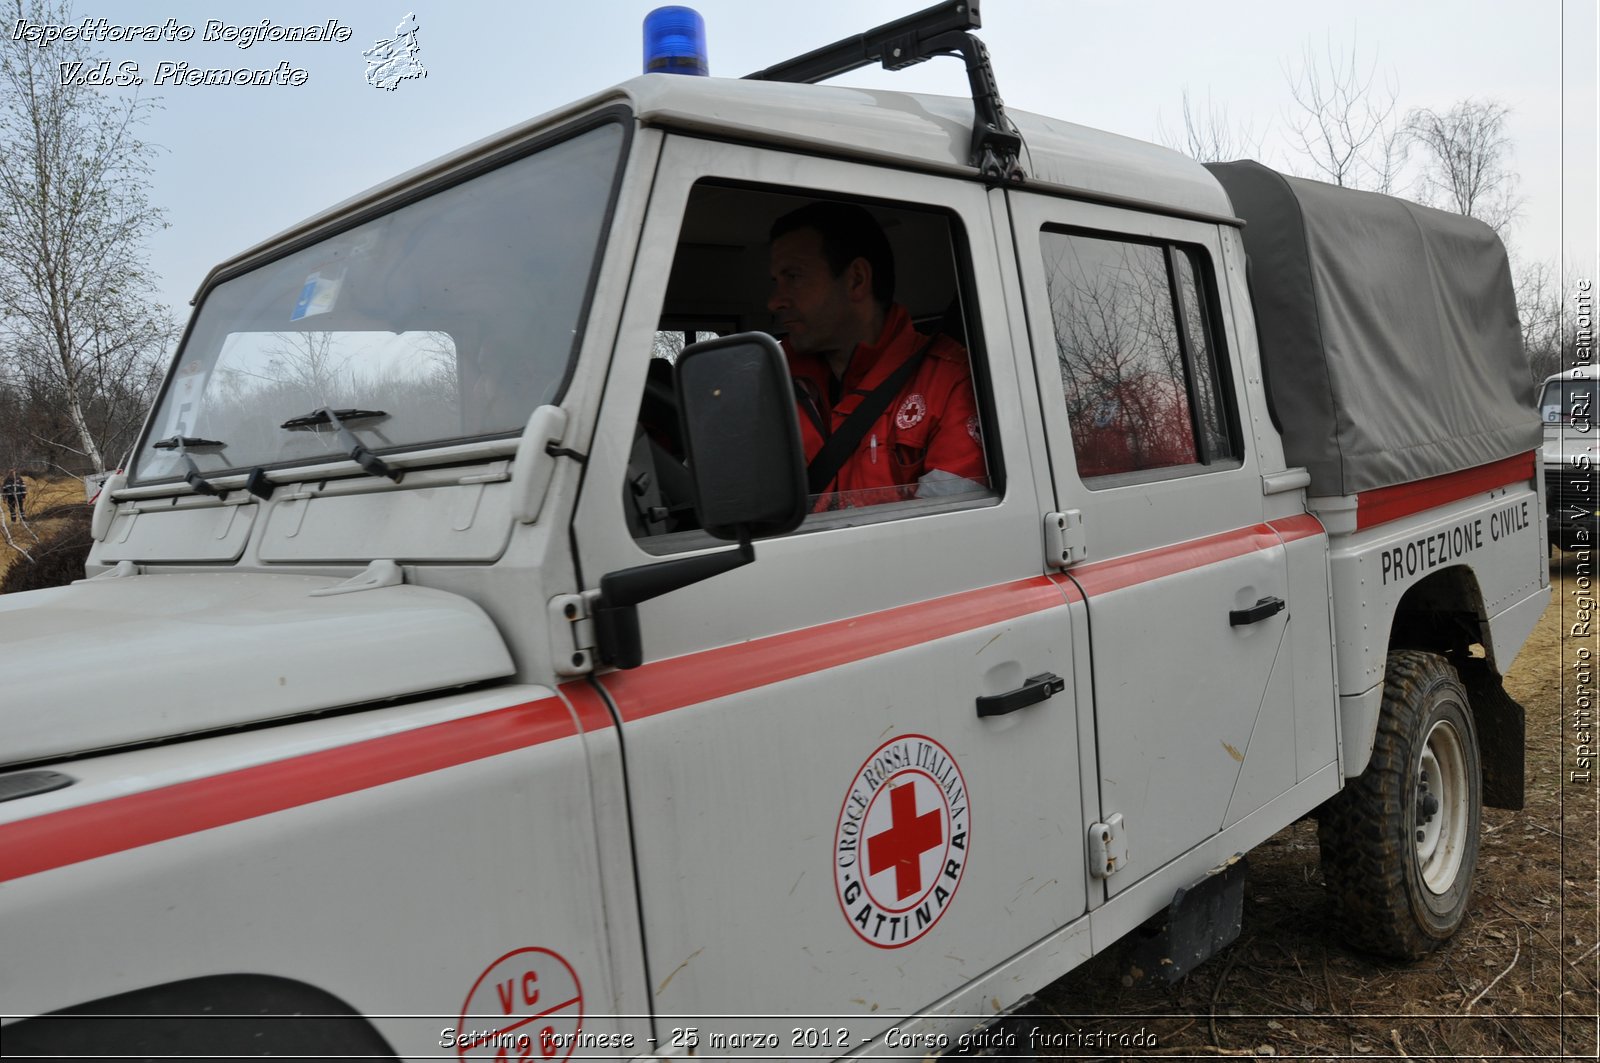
[[1541, 368, 1597, 552]]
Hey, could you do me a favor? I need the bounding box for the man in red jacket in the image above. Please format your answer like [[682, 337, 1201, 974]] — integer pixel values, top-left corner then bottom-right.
[[768, 203, 986, 510]]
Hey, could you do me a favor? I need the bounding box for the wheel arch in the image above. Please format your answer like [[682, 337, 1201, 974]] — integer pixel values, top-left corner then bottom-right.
[[1387, 564, 1488, 662], [1387, 564, 1524, 810], [2, 973, 398, 1059]]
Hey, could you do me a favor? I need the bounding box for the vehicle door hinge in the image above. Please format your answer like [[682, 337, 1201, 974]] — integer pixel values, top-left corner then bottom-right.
[[549, 591, 600, 676], [1089, 813, 1128, 879], [1045, 510, 1087, 568]]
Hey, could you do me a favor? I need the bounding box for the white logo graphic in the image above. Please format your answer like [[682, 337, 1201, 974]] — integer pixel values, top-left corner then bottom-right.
[[364, 12, 426, 91], [895, 392, 927, 430], [834, 735, 969, 948]]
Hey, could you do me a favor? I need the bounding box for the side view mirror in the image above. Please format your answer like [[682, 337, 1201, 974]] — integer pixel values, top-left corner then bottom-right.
[[593, 332, 807, 669], [675, 332, 807, 540]]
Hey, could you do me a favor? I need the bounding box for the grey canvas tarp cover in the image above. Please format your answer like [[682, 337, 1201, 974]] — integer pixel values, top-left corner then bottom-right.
[[1206, 160, 1539, 496]]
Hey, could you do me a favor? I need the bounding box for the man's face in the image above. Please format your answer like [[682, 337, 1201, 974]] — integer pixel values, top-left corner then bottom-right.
[[767, 228, 855, 357]]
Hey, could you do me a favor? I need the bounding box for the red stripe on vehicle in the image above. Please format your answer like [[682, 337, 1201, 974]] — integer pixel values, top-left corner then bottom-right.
[[601, 575, 1076, 723], [1269, 513, 1326, 543], [0, 514, 1317, 880], [566, 680, 619, 732], [1066, 523, 1284, 598], [0, 693, 601, 883], [1356, 453, 1536, 530]]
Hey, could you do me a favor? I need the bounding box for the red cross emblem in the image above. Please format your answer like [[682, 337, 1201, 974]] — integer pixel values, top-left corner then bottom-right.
[[867, 782, 943, 901], [896, 392, 927, 430], [835, 735, 969, 948]]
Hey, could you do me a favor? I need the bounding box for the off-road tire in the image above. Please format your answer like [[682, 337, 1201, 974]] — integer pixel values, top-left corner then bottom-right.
[[1318, 650, 1482, 959]]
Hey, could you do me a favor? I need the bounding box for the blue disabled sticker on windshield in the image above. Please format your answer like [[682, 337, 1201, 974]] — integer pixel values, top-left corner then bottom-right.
[[291, 269, 343, 321]]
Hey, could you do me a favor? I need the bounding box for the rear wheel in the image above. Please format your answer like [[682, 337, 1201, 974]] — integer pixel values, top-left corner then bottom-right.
[[1318, 650, 1482, 959]]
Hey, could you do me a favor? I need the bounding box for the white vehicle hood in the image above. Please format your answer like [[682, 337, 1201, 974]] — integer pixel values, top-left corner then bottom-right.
[[1545, 434, 1599, 465], [0, 572, 516, 766]]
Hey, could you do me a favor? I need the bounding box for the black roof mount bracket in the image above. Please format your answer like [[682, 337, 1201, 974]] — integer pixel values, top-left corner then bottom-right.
[[743, 1, 1024, 184]]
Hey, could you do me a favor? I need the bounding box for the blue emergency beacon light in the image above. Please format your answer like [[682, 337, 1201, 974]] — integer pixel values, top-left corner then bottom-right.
[[643, 6, 708, 76]]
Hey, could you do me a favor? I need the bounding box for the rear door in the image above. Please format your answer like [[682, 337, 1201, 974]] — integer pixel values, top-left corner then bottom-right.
[[568, 135, 1093, 1051], [1007, 193, 1300, 896]]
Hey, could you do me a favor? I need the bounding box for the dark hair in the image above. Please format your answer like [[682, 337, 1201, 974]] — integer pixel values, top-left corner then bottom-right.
[[770, 202, 895, 308]]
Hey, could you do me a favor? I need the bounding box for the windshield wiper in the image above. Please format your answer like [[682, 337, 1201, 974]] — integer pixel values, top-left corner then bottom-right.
[[280, 406, 401, 482], [152, 435, 226, 450], [279, 408, 389, 430], [151, 436, 227, 496]]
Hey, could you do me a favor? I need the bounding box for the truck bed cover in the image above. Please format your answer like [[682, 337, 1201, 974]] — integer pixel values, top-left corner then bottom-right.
[[1207, 160, 1540, 496]]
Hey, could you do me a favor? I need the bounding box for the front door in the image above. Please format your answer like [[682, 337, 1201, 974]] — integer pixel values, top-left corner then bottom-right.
[[568, 137, 1092, 1051]]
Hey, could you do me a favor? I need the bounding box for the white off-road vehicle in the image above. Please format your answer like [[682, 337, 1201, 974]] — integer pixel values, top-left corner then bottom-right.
[[1, 4, 1548, 1058], [1541, 365, 1596, 551]]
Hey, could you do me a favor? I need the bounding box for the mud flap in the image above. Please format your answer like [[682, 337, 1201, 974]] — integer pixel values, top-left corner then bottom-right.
[[1125, 855, 1248, 985], [1458, 657, 1526, 810], [943, 994, 1040, 1061]]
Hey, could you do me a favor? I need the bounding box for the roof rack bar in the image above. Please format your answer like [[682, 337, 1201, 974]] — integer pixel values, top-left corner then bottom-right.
[[743, 0, 979, 86], [742, 1, 1022, 183]]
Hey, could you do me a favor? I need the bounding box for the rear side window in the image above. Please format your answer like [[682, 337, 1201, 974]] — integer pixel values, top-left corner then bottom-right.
[[1040, 230, 1239, 483]]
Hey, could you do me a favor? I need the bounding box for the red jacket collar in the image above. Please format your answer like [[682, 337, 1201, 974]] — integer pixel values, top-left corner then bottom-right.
[[839, 304, 914, 392]]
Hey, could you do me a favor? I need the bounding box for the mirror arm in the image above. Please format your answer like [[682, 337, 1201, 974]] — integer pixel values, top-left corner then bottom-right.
[[594, 533, 755, 670]]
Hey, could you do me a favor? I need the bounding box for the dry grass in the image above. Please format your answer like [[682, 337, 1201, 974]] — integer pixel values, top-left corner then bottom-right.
[[0, 476, 93, 590]]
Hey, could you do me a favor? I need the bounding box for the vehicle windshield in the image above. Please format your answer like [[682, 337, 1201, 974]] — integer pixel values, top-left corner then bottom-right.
[[132, 121, 625, 485], [1542, 377, 1595, 427]]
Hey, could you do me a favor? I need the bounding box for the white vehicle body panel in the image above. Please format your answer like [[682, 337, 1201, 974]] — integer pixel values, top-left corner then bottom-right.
[[1322, 477, 1549, 770], [0, 572, 515, 765], [0, 684, 650, 1060], [98, 494, 258, 562]]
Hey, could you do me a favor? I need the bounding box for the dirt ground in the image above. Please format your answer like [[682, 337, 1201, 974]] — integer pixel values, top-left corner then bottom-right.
[[1030, 549, 1599, 1060]]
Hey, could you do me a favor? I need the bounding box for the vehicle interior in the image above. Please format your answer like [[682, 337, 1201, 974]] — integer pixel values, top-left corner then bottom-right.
[[628, 181, 993, 545]]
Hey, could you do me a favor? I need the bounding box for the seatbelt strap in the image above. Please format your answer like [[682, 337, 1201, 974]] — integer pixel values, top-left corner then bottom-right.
[[805, 333, 938, 498]]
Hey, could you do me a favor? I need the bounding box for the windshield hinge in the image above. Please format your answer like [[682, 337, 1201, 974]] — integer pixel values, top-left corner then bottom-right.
[[87, 560, 141, 581], [308, 559, 405, 597], [1044, 510, 1086, 568], [550, 591, 600, 676]]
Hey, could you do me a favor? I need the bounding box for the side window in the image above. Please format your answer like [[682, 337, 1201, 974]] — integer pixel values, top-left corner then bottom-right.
[[1040, 229, 1239, 483], [627, 182, 999, 545]]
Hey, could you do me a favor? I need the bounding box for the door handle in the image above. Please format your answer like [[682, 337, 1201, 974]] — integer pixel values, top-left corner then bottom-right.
[[1229, 596, 1286, 626], [976, 672, 1065, 718]]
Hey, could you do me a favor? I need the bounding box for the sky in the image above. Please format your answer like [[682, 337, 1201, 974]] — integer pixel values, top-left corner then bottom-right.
[[18, 1, 1598, 321]]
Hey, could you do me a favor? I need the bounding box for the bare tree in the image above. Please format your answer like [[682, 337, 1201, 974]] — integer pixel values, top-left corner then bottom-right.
[[1158, 88, 1265, 163], [261, 331, 351, 403], [1514, 258, 1588, 386], [0, 0, 171, 475], [1283, 34, 1405, 191], [1404, 99, 1523, 236]]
